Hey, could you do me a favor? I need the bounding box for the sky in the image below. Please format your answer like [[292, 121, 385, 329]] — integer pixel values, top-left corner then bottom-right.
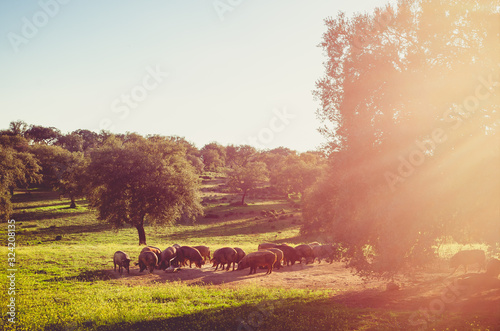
[[1, 0, 393, 152]]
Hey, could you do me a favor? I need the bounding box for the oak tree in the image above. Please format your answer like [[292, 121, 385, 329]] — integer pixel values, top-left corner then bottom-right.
[[0, 144, 41, 219], [87, 134, 203, 245], [227, 161, 269, 205], [304, 0, 499, 276]]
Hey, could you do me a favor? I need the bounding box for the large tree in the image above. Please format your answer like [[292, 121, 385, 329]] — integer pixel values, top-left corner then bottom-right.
[[25, 125, 61, 144], [72, 129, 102, 151], [225, 144, 257, 168], [8, 120, 29, 137], [29, 144, 88, 207], [87, 134, 203, 245], [258, 147, 296, 189], [164, 136, 204, 173], [0, 133, 41, 196], [200, 142, 226, 172], [60, 152, 89, 208], [227, 161, 269, 205], [273, 153, 325, 198], [0, 144, 41, 219], [56, 132, 85, 153], [304, 0, 499, 275]]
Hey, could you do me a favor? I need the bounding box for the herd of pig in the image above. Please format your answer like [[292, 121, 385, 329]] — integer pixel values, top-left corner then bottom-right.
[[112, 242, 340, 276]]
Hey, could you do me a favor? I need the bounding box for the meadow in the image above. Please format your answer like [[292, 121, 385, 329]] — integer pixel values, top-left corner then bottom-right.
[[1, 179, 499, 330]]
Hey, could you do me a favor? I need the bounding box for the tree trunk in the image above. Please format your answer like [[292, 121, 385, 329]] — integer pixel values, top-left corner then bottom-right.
[[241, 190, 247, 205], [136, 223, 147, 245], [69, 196, 76, 208]]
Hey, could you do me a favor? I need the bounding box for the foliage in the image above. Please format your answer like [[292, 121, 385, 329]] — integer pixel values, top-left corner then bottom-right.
[[86, 134, 203, 244], [304, 0, 500, 275], [55, 132, 85, 152], [186, 154, 205, 174], [25, 124, 61, 144], [272, 152, 325, 197], [72, 129, 103, 151], [164, 135, 204, 173], [227, 161, 269, 204], [7, 120, 29, 136], [29, 145, 72, 189], [200, 142, 226, 171], [0, 140, 41, 219], [60, 152, 89, 208], [225, 144, 257, 168]]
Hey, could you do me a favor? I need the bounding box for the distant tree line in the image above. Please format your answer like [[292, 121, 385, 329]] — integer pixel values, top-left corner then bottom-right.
[[0, 120, 325, 244]]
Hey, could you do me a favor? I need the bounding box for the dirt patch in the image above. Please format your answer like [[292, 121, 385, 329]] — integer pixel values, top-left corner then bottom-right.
[[108, 261, 381, 290]]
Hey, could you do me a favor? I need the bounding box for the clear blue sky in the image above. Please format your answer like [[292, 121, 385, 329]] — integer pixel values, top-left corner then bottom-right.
[[1, 0, 392, 152]]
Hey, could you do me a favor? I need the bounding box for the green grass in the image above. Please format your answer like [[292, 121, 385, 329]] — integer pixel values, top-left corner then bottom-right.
[[2, 277, 354, 330], [0, 186, 498, 330]]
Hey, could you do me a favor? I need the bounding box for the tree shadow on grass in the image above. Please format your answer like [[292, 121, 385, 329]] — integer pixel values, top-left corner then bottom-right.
[[39, 289, 500, 331], [12, 200, 74, 210], [88, 297, 359, 331], [196, 200, 293, 225], [19, 222, 113, 244], [12, 189, 61, 203], [45, 264, 290, 286], [12, 190, 88, 210], [47, 269, 114, 282], [140, 266, 266, 286], [12, 209, 89, 222], [163, 218, 298, 242], [41, 271, 500, 330]]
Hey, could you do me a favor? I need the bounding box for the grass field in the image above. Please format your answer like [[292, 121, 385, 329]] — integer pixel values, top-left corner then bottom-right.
[[1, 183, 499, 330]]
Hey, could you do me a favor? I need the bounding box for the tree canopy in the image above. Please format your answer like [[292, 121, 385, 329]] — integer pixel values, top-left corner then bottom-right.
[[272, 153, 325, 198], [227, 161, 269, 205], [86, 135, 203, 245], [0, 143, 41, 219], [200, 142, 226, 172], [304, 0, 499, 276], [25, 125, 61, 144]]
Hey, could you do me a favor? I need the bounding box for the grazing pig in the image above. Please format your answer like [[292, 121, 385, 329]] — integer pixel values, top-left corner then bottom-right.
[[170, 244, 182, 266], [450, 249, 486, 274], [113, 251, 131, 274], [237, 251, 276, 275], [177, 246, 204, 268], [141, 246, 162, 261], [138, 251, 158, 273], [295, 244, 315, 264], [212, 247, 238, 271], [312, 245, 325, 263], [234, 247, 246, 269], [312, 244, 338, 264], [323, 244, 342, 263], [159, 246, 177, 270], [194, 245, 211, 263], [258, 243, 278, 250], [486, 258, 500, 278], [146, 245, 162, 252], [276, 244, 300, 266], [263, 248, 283, 270]]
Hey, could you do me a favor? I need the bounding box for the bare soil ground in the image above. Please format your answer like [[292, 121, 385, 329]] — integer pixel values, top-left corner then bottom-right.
[[108, 260, 500, 326]]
